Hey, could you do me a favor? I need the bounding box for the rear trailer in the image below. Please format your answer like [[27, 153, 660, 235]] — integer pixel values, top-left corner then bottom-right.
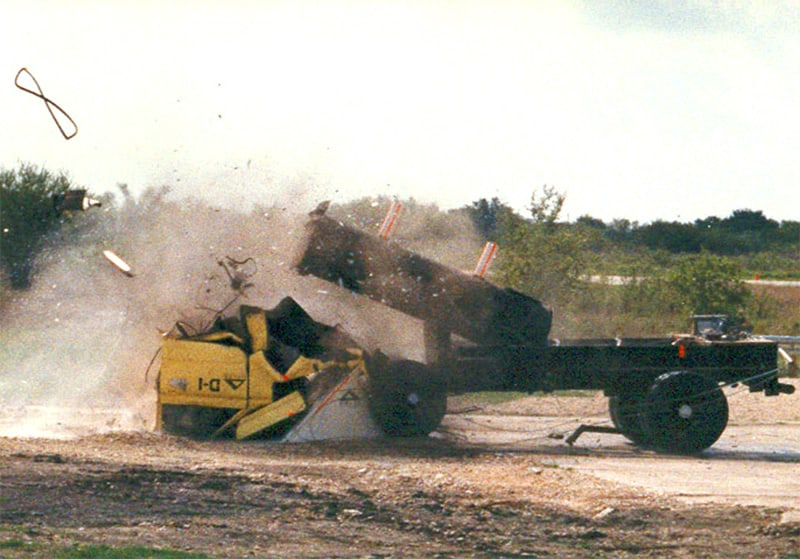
[[294, 211, 793, 453], [444, 335, 786, 453]]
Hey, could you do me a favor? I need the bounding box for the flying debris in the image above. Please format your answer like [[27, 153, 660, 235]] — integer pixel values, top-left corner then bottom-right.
[[309, 200, 331, 219], [15, 67, 78, 140], [102, 250, 134, 277], [218, 256, 257, 295], [54, 190, 102, 214]]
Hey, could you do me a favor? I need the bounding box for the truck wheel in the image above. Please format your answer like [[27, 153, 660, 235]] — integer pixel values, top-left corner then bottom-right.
[[608, 394, 648, 446], [368, 359, 447, 437], [642, 371, 728, 453]]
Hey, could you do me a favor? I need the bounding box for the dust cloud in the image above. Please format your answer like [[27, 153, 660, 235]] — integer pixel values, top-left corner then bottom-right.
[[0, 189, 482, 439]]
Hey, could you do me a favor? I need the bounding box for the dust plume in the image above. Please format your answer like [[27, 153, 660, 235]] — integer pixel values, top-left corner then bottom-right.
[[0, 188, 306, 437], [0, 189, 483, 439]]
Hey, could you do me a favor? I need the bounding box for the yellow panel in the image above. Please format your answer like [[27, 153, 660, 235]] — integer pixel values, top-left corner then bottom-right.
[[235, 391, 306, 440], [244, 310, 269, 352], [248, 352, 284, 401], [162, 338, 246, 366], [283, 356, 321, 380], [190, 331, 246, 347], [157, 392, 247, 409], [159, 339, 248, 407], [280, 349, 368, 381]]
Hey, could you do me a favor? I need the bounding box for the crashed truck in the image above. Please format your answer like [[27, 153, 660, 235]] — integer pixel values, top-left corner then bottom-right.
[[156, 208, 794, 453]]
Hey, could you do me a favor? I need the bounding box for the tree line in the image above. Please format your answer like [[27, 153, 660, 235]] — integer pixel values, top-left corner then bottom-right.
[[466, 195, 800, 256], [457, 188, 797, 336]]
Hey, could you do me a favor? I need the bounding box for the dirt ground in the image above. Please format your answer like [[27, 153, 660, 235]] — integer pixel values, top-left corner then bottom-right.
[[1, 382, 799, 558]]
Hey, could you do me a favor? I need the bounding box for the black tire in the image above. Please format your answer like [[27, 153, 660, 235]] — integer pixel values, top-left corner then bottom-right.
[[608, 393, 648, 446], [642, 371, 729, 454], [160, 405, 235, 438], [368, 359, 447, 437]]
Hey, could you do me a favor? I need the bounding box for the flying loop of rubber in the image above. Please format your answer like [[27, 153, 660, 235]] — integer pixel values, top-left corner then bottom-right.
[[15, 67, 78, 140]]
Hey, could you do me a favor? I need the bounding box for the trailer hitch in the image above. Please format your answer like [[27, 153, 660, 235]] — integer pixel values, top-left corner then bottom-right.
[[771, 382, 796, 396], [751, 376, 796, 396], [565, 425, 621, 447]]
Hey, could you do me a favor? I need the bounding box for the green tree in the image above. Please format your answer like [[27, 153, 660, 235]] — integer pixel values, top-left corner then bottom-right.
[[496, 186, 589, 304], [465, 197, 514, 241], [575, 214, 607, 230], [664, 253, 750, 317], [721, 209, 779, 235], [636, 220, 703, 253], [605, 218, 637, 244], [0, 163, 74, 289], [528, 184, 565, 228], [777, 220, 800, 247]]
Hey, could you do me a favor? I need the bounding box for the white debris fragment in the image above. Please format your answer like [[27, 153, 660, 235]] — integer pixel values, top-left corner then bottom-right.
[[593, 507, 616, 520], [102, 250, 134, 277]]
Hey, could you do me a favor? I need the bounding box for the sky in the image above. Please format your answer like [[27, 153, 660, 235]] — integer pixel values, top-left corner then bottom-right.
[[3, 0, 800, 224]]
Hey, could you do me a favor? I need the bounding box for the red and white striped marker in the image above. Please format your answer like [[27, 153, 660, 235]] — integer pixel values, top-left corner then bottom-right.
[[377, 200, 402, 239], [473, 242, 497, 277]]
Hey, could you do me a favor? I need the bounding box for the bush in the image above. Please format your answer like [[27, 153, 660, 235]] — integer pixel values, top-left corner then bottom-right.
[[664, 253, 751, 317], [0, 163, 74, 289], [495, 186, 591, 305]]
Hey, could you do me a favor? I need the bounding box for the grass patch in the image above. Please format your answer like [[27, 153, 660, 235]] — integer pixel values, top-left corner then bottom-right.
[[54, 546, 214, 559], [453, 391, 530, 405], [451, 390, 596, 407], [0, 539, 32, 549]]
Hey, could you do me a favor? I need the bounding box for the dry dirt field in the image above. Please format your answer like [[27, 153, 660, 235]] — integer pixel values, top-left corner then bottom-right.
[[1, 382, 799, 559]]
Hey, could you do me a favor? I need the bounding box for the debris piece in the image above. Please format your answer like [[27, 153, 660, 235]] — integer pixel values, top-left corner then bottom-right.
[[15, 67, 78, 139], [593, 507, 615, 521], [218, 256, 256, 294], [54, 190, 102, 213], [102, 250, 134, 277], [309, 200, 331, 219]]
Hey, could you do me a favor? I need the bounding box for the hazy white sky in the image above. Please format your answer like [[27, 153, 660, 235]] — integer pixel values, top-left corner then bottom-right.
[[3, 0, 799, 223]]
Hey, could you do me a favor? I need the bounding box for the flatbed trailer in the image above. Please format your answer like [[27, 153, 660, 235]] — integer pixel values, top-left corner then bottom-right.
[[295, 211, 794, 453], [446, 336, 780, 395], [439, 334, 787, 453]]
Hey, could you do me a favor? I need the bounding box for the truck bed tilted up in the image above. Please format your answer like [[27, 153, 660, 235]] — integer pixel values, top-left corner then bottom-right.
[[295, 213, 553, 347]]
